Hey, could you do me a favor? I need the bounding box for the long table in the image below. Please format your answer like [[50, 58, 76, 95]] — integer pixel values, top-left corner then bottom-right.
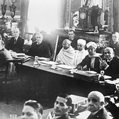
[[19, 58, 115, 106]]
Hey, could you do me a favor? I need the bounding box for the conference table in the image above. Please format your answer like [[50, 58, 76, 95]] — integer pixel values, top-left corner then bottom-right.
[[17, 58, 115, 106]]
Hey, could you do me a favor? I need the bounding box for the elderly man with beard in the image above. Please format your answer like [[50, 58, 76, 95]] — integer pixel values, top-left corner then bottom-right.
[[56, 39, 75, 66], [100, 47, 119, 79], [27, 32, 52, 58]]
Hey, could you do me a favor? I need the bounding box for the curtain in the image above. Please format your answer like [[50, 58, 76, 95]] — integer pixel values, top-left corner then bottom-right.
[[20, 0, 29, 37]]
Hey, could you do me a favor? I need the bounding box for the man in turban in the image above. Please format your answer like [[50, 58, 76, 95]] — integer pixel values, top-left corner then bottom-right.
[[74, 39, 88, 66], [76, 42, 101, 73]]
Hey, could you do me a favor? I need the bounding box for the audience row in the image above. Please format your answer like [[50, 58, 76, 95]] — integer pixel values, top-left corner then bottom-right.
[[21, 91, 118, 119]]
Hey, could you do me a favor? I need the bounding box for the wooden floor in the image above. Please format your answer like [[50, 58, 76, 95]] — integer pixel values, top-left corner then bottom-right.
[[0, 100, 23, 119]]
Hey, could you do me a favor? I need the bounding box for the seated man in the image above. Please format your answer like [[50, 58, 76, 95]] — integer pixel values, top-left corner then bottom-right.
[[110, 32, 119, 57], [21, 100, 43, 119], [0, 40, 15, 78], [87, 91, 111, 119], [7, 27, 24, 53], [27, 32, 52, 58], [74, 39, 88, 67], [105, 83, 119, 119], [100, 47, 119, 79], [57, 29, 77, 54], [47, 94, 72, 119], [76, 42, 101, 73], [56, 39, 75, 66], [0, 20, 12, 48], [68, 29, 77, 49]]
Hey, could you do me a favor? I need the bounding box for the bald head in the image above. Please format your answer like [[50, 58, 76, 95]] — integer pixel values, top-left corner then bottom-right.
[[62, 39, 71, 50], [88, 91, 105, 103], [87, 91, 105, 113], [12, 27, 20, 38]]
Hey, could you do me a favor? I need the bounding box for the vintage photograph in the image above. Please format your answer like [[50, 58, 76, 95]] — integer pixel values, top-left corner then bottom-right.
[[0, 0, 119, 119]]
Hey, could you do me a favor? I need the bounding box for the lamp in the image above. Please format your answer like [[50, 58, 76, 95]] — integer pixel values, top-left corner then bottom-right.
[[1, 0, 7, 19]]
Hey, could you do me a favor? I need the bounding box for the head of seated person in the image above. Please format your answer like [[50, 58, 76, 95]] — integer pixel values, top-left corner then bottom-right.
[[77, 39, 86, 51], [102, 47, 115, 61], [21, 100, 43, 119], [35, 32, 43, 45], [86, 42, 97, 56], [87, 91, 105, 113], [68, 29, 75, 41], [12, 27, 20, 39], [53, 94, 72, 118], [62, 39, 72, 50], [112, 32, 119, 45], [4, 20, 11, 30]]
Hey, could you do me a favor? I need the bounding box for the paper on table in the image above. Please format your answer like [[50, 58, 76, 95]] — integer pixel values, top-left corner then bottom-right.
[[39, 61, 58, 65], [56, 64, 75, 70], [38, 57, 49, 61]]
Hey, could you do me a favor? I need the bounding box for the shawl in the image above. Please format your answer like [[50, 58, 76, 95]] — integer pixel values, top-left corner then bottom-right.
[[56, 46, 75, 66]]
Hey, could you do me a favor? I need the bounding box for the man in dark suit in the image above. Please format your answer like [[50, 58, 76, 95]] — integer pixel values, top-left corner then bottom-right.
[[100, 47, 119, 79], [110, 32, 119, 57], [76, 42, 101, 73], [7, 27, 24, 53], [0, 20, 12, 48], [87, 91, 110, 119], [47, 94, 72, 119], [27, 32, 52, 58]]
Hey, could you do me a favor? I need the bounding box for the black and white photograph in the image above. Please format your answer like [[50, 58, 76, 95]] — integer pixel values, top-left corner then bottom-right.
[[0, 0, 119, 119]]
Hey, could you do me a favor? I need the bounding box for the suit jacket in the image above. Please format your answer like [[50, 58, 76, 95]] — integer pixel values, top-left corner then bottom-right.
[[7, 36, 24, 53], [87, 108, 110, 119], [27, 41, 52, 58], [110, 41, 119, 57], [104, 57, 119, 79], [78, 55, 100, 73]]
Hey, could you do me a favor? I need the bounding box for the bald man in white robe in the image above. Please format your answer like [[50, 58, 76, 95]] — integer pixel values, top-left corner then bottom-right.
[[56, 39, 75, 66]]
